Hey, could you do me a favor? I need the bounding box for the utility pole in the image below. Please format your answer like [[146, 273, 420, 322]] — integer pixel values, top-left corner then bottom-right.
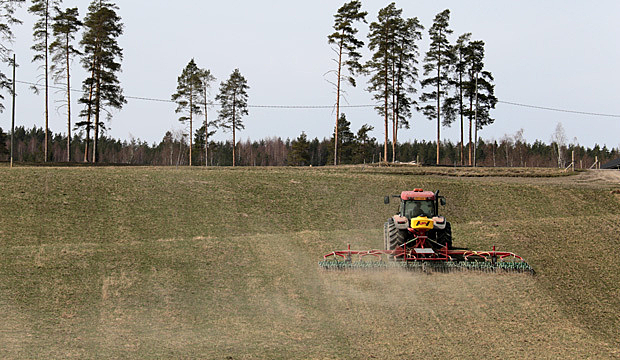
[[10, 54, 16, 168]]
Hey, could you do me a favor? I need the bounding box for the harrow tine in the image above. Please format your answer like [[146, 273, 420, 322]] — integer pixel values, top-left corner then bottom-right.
[[318, 258, 535, 274]]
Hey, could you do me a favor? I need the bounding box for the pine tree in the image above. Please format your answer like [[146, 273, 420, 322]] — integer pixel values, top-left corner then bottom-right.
[[194, 124, 215, 166], [353, 124, 376, 164], [288, 132, 311, 166], [390, 16, 423, 162], [0, 127, 8, 156], [0, 0, 24, 113], [216, 69, 249, 167], [197, 68, 216, 166], [443, 32, 471, 165], [171, 59, 202, 166], [463, 40, 497, 165], [78, 0, 125, 163], [420, 9, 453, 165], [50, 6, 81, 162], [29, 0, 61, 162], [328, 113, 355, 164], [366, 3, 401, 163], [327, 0, 366, 165]]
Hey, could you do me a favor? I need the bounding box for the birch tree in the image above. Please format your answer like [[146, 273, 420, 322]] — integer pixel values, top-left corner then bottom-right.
[[551, 122, 567, 168]]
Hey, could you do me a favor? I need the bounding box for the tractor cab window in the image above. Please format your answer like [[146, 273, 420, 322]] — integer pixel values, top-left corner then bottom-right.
[[403, 200, 435, 218]]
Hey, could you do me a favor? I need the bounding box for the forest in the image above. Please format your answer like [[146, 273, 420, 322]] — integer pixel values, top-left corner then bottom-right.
[[1, 124, 616, 168]]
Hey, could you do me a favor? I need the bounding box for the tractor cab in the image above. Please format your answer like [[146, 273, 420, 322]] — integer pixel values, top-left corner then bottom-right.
[[385, 188, 446, 220], [401, 198, 436, 218]]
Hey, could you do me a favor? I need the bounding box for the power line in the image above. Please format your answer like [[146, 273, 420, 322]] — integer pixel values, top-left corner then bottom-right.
[[498, 100, 620, 118], [15, 79, 620, 117], [15, 80, 375, 108], [247, 104, 374, 109]]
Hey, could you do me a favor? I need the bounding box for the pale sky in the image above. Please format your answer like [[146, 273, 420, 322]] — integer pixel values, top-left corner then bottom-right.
[[3, 0, 620, 148]]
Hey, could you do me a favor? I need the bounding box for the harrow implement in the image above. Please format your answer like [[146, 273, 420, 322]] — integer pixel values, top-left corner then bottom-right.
[[320, 189, 534, 274], [318, 243, 534, 274]]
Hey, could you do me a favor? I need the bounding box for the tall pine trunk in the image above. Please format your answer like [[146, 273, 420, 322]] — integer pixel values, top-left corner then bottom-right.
[[468, 94, 473, 166], [436, 32, 441, 165], [84, 59, 96, 163], [204, 88, 209, 167], [44, 0, 49, 162], [93, 56, 101, 163], [189, 83, 193, 166], [393, 55, 403, 164], [232, 89, 236, 167], [391, 62, 396, 163], [66, 33, 71, 162], [458, 64, 464, 166], [473, 73, 479, 167], [383, 30, 389, 164], [334, 34, 344, 166]]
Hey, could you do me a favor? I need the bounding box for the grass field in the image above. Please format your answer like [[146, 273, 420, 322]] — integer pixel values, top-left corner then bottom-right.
[[1, 166, 619, 358]]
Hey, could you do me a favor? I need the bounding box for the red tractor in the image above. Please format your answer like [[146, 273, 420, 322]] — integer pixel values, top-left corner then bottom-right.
[[319, 189, 533, 273], [384, 189, 452, 254]]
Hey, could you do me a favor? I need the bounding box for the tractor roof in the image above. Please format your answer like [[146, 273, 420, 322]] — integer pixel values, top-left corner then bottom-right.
[[401, 189, 435, 201]]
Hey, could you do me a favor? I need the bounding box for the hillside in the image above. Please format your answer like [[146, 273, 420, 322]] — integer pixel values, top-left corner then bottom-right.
[[1, 166, 619, 358]]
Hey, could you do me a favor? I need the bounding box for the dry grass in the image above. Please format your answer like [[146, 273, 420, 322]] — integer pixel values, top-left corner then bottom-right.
[[0, 166, 619, 358]]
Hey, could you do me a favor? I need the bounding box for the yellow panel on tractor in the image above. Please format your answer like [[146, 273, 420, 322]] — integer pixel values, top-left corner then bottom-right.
[[410, 216, 434, 231]]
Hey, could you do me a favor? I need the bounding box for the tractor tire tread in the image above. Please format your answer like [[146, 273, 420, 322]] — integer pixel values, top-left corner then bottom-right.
[[385, 217, 406, 251]]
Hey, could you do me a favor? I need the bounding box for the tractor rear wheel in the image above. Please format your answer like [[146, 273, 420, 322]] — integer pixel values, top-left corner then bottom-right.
[[384, 218, 406, 251], [437, 222, 453, 249]]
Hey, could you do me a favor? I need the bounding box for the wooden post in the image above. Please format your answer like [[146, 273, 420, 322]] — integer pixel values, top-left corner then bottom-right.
[[595, 156, 599, 169], [572, 151, 575, 171]]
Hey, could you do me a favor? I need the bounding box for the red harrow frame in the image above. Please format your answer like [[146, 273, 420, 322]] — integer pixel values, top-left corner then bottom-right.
[[319, 234, 533, 273]]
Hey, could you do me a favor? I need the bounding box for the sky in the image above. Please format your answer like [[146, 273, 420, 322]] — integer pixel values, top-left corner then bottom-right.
[[2, 0, 620, 149]]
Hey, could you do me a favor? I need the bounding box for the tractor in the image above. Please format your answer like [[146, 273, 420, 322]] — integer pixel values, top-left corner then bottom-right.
[[383, 189, 452, 253], [319, 188, 534, 273]]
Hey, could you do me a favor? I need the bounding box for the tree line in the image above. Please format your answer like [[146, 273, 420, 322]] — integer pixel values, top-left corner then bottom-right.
[[2, 125, 617, 169]]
